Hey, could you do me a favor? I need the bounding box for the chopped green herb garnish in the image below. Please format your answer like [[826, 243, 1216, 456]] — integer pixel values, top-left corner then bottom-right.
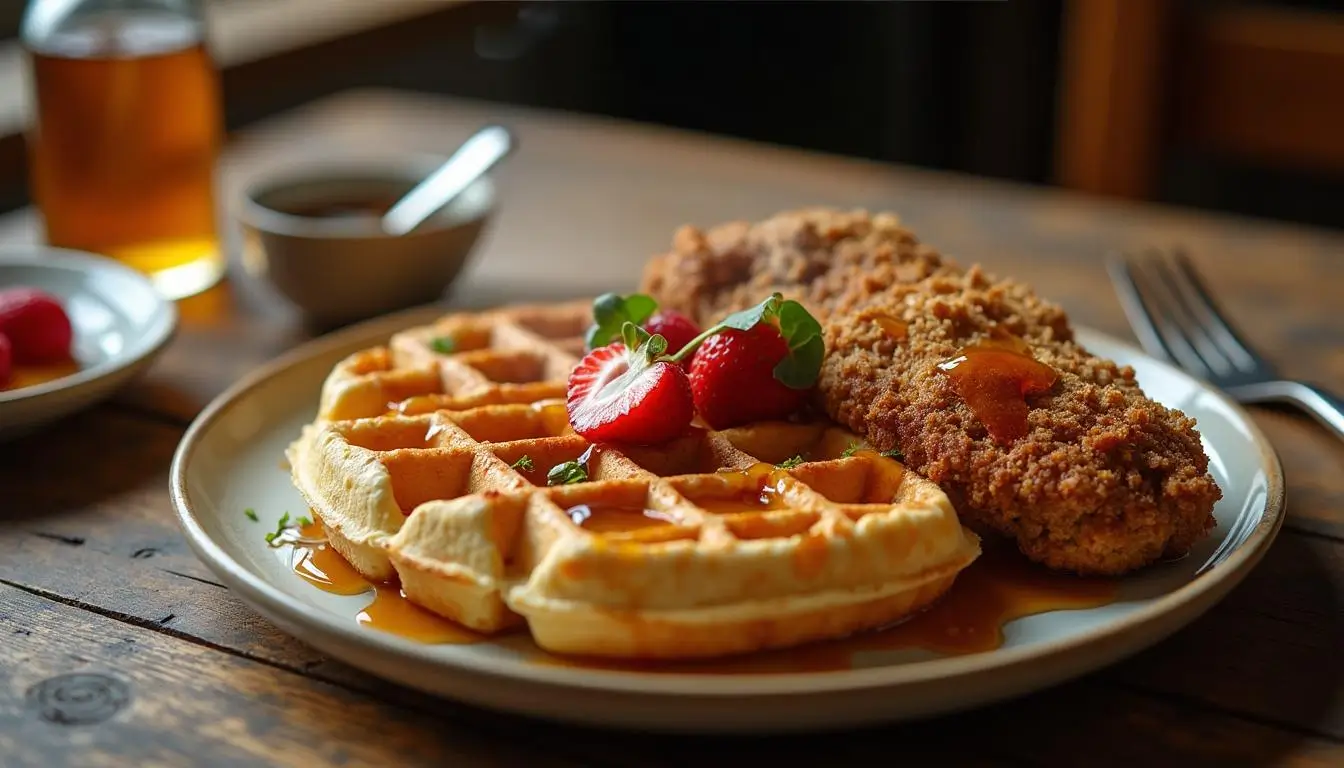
[[297, 515, 313, 529], [265, 512, 292, 547], [429, 336, 456, 354], [841, 442, 861, 458], [547, 460, 588, 486], [776, 455, 805, 470], [244, 508, 259, 522], [511, 455, 535, 472], [880, 448, 906, 462]]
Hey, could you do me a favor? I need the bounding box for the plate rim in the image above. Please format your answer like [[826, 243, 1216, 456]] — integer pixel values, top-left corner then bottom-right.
[[169, 304, 1286, 698], [0, 246, 179, 405]]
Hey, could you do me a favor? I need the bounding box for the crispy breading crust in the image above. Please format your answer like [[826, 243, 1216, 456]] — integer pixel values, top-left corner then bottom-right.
[[641, 208, 1220, 575]]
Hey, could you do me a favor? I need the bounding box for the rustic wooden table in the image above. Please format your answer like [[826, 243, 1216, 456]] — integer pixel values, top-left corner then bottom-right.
[[1, 89, 1341, 766]]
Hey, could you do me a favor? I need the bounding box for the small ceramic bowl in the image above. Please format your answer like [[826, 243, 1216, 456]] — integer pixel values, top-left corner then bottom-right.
[[0, 246, 177, 441], [238, 156, 495, 328]]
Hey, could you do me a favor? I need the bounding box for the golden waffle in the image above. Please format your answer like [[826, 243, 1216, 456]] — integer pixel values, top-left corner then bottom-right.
[[313, 299, 592, 424], [289, 302, 981, 659]]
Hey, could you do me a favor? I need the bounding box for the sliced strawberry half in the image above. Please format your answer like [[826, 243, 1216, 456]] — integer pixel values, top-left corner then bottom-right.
[[566, 324, 694, 445]]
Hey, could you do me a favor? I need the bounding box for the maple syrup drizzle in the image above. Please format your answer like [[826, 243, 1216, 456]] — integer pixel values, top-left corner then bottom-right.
[[699, 463, 791, 514], [288, 520, 370, 596], [282, 515, 1117, 663], [534, 540, 1117, 674], [936, 335, 1058, 444], [846, 540, 1115, 656], [566, 504, 677, 533], [357, 585, 485, 644], [872, 313, 909, 341], [282, 515, 481, 644], [1, 358, 80, 392]]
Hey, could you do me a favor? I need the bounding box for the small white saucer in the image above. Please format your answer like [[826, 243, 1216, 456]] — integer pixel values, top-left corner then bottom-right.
[[0, 247, 177, 440]]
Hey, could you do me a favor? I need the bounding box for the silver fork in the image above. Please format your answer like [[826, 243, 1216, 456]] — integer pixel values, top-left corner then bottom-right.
[[1106, 249, 1344, 442]]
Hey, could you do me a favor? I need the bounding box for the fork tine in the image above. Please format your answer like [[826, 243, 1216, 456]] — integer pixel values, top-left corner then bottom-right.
[[1105, 253, 1176, 363], [1145, 255, 1236, 378], [1123, 251, 1215, 379], [1165, 249, 1267, 374]]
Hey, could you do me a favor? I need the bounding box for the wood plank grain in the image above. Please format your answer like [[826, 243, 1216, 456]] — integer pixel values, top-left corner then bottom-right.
[[4, 559, 1342, 767], [1103, 528, 1344, 740], [0, 409, 334, 668], [0, 583, 591, 768], [649, 684, 1344, 768], [1, 409, 1342, 748]]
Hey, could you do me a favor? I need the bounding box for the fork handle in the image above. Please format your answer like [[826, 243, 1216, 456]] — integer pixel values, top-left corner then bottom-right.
[[1228, 381, 1344, 443]]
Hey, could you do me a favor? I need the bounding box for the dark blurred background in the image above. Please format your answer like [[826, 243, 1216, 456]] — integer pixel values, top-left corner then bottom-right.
[[1, 0, 1340, 229]]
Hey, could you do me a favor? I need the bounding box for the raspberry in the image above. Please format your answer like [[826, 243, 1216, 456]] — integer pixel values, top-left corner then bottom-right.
[[0, 288, 73, 365]]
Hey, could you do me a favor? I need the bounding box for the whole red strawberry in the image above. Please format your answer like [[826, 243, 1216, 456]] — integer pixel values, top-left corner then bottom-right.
[[690, 324, 807, 428], [567, 328, 694, 445], [643, 310, 700, 358], [682, 294, 824, 429], [0, 287, 73, 365], [0, 332, 11, 389]]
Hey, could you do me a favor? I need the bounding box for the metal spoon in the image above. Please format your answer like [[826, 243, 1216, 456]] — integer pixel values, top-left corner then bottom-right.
[[380, 124, 515, 236]]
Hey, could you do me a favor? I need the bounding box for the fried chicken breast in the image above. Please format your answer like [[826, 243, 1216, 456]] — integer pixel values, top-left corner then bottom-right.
[[641, 208, 1220, 575]]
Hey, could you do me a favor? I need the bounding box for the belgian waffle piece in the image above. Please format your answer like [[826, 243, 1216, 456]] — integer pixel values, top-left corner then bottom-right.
[[314, 299, 593, 424], [289, 302, 980, 659]]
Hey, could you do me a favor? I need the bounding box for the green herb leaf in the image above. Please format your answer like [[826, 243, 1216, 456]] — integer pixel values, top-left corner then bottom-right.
[[244, 508, 259, 522], [771, 299, 825, 389], [841, 442, 861, 458], [719, 293, 781, 331], [265, 512, 293, 547], [645, 332, 667, 358], [620, 320, 653, 353], [776, 454, 805, 469], [880, 448, 906, 462], [429, 336, 456, 354], [586, 293, 658, 350], [297, 516, 313, 529], [511, 455, 535, 472], [547, 460, 589, 486]]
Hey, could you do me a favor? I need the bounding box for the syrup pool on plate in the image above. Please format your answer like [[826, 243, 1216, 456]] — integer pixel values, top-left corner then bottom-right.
[[275, 513, 1117, 670], [278, 516, 482, 645], [536, 540, 1118, 674]]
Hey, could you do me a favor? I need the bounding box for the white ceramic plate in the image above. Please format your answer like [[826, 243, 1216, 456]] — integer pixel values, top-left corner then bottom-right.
[[0, 247, 177, 441], [170, 306, 1284, 733]]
